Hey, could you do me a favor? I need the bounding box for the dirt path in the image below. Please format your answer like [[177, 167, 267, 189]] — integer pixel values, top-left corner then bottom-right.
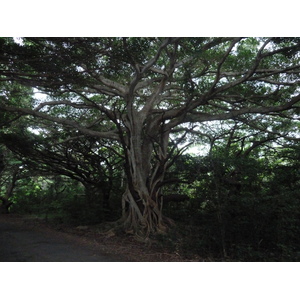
[[0, 214, 197, 262], [0, 215, 126, 262]]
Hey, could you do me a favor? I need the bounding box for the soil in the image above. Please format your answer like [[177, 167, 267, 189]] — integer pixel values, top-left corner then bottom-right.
[[0, 214, 197, 262]]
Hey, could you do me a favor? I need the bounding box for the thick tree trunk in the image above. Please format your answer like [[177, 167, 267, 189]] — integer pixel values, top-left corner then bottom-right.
[[120, 114, 172, 236], [121, 184, 167, 236]]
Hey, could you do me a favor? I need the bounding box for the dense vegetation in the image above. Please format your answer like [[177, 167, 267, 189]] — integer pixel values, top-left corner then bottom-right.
[[1, 37, 300, 261]]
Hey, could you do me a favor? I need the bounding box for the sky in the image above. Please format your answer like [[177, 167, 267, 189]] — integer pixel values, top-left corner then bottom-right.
[[2, 1, 299, 37]]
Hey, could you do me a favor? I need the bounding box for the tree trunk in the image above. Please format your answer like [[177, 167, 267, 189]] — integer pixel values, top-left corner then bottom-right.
[[121, 184, 167, 236], [0, 196, 12, 214], [0, 167, 19, 214], [120, 113, 172, 236]]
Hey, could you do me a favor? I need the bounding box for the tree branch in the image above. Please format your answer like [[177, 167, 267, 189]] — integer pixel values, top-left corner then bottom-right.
[[1, 105, 120, 141], [184, 94, 300, 123]]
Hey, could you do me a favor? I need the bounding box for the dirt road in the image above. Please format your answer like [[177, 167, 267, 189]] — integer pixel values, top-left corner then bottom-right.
[[0, 215, 124, 262]]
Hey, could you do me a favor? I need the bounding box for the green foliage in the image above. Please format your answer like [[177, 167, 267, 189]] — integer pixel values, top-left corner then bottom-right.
[[9, 175, 122, 225], [162, 139, 300, 261]]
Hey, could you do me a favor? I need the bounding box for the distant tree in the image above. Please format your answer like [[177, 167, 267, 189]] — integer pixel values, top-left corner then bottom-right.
[[0, 145, 23, 213], [0, 126, 123, 218]]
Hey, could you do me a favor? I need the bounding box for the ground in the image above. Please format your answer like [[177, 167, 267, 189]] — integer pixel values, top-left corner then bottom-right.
[[0, 214, 201, 262]]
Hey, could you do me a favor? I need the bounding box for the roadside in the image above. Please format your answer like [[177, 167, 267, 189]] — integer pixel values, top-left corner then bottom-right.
[[0, 214, 195, 262], [0, 214, 127, 261]]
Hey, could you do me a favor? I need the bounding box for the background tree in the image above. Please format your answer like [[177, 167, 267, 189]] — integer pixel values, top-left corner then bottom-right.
[[1, 37, 299, 235], [0, 145, 24, 213], [0, 122, 124, 220], [160, 118, 300, 260]]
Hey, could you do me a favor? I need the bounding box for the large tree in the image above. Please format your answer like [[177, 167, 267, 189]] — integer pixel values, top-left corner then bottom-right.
[[1, 37, 299, 235]]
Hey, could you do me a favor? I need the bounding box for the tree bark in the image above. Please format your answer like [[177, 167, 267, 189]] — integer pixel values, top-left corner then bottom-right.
[[119, 111, 172, 236], [121, 179, 172, 236]]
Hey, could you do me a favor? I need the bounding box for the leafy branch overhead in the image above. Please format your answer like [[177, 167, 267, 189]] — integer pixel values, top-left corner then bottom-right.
[[1, 38, 300, 131]]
